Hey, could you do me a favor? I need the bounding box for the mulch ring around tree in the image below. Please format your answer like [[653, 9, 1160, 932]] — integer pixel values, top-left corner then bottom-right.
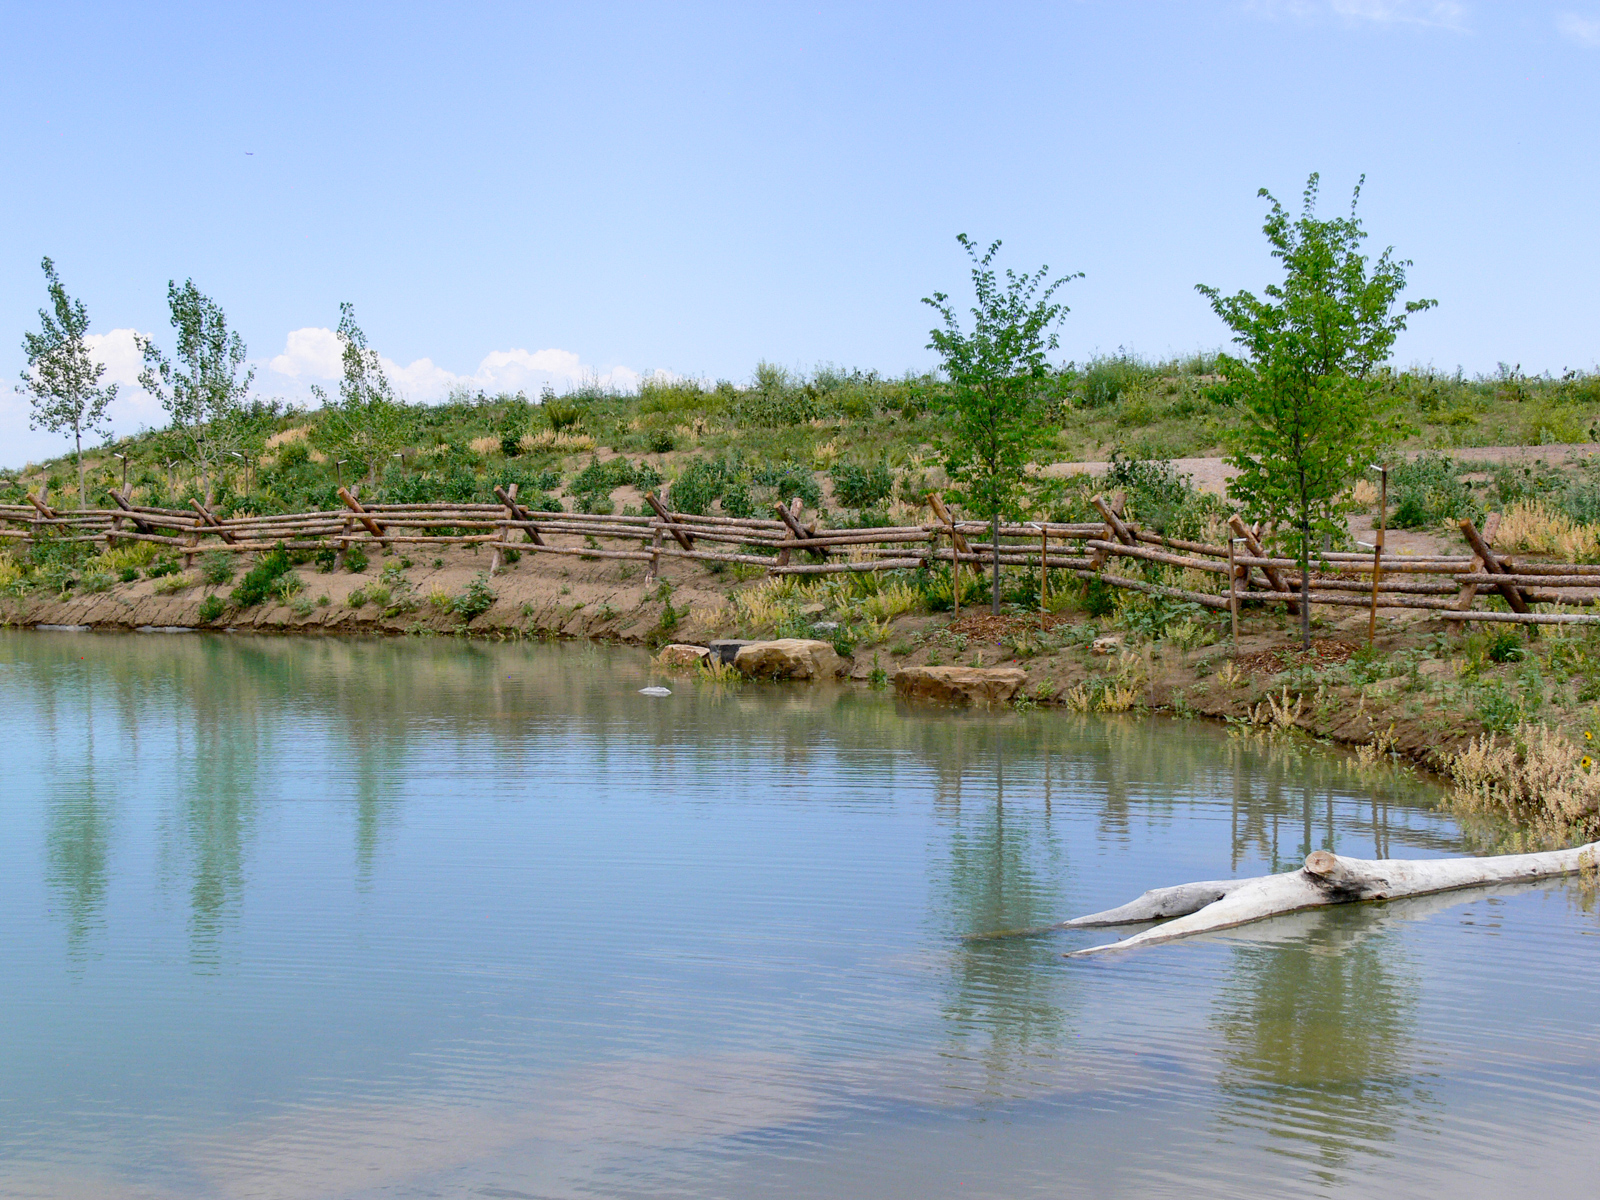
[[945, 611, 1075, 642], [1232, 638, 1359, 676]]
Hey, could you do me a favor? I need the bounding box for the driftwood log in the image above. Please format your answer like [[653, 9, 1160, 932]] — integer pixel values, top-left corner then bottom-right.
[[1062, 842, 1598, 957]]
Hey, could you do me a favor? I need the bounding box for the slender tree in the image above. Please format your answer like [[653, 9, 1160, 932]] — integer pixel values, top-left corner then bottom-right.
[[925, 235, 1078, 613], [18, 258, 118, 509], [311, 303, 410, 487], [1198, 174, 1434, 648], [137, 280, 255, 500]]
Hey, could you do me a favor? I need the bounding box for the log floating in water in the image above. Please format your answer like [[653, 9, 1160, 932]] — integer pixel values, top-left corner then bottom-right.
[[1066, 842, 1599, 956]]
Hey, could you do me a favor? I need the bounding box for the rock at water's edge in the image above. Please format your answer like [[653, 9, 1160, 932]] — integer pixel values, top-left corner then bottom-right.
[[733, 639, 847, 680], [893, 665, 1028, 705], [656, 643, 711, 667]]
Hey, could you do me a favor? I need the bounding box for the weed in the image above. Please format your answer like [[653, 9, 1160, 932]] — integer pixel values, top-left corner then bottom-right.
[[455, 574, 496, 621], [348, 589, 369, 607], [154, 572, 192, 595], [197, 595, 225, 624], [344, 547, 369, 573], [201, 553, 235, 586]]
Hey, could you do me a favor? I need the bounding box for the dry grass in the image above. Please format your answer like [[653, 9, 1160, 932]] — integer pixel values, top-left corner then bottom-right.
[[468, 435, 502, 456], [1445, 722, 1600, 846], [265, 425, 311, 449], [1496, 501, 1600, 561], [520, 430, 596, 452], [1350, 479, 1381, 510], [732, 577, 794, 630], [812, 440, 840, 468]]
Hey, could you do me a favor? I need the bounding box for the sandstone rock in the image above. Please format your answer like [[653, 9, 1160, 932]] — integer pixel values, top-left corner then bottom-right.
[[733, 638, 847, 680], [655, 643, 711, 668], [1091, 635, 1123, 656], [893, 665, 1028, 705]]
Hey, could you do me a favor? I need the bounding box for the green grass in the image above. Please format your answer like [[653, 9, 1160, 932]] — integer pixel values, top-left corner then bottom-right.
[[7, 355, 1600, 525]]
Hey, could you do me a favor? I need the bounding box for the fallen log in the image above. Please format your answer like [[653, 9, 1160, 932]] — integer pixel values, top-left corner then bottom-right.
[[1065, 842, 1599, 956]]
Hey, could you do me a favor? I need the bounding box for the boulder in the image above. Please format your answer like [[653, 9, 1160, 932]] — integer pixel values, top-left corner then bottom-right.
[[893, 665, 1028, 705], [733, 638, 847, 680], [655, 643, 710, 668]]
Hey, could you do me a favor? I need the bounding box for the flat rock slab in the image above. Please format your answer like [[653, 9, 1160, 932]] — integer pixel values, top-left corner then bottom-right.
[[893, 665, 1028, 705], [733, 639, 847, 680], [655, 643, 711, 667]]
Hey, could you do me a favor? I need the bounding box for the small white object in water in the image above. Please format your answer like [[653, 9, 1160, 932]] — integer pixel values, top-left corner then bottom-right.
[[638, 686, 672, 697]]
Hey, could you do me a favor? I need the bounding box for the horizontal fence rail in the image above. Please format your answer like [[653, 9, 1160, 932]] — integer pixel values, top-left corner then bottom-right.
[[6, 488, 1600, 626]]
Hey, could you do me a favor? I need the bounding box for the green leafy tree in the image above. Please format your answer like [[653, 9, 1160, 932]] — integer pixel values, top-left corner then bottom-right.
[[137, 280, 255, 500], [925, 235, 1078, 612], [18, 258, 118, 509], [1198, 174, 1434, 647], [312, 303, 411, 487]]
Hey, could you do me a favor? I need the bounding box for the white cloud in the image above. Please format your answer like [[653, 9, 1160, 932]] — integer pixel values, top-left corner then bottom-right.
[[258, 329, 650, 404], [1244, 0, 1469, 29], [1557, 13, 1600, 45], [1, 327, 661, 469], [267, 326, 344, 379]]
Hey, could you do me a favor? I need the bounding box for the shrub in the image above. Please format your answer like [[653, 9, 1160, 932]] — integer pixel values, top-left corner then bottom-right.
[[348, 588, 369, 607], [344, 547, 369, 573], [1446, 722, 1600, 846], [830, 460, 894, 511], [229, 544, 294, 608], [1388, 453, 1478, 530], [145, 557, 179, 579], [200, 552, 235, 586], [197, 595, 225, 624], [544, 399, 582, 431], [455, 574, 496, 621], [670, 458, 735, 515]]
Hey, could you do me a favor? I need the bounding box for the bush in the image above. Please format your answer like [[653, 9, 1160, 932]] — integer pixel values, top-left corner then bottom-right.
[[200, 552, 235, 586], [670, 458, 734, 515], [229, 544, 294, 608], [830, 460, 894, 511], [649, 430, 676, 453], [544, 399, 582, 431], [197, 595, 225, 624], [344, 547, 369, 573], [455, 573, 496, 621], [1388, 453, 1478, 529]]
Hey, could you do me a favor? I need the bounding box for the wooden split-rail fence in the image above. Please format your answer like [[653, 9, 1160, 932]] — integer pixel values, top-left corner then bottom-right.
[[6, 486, 1599, 627]]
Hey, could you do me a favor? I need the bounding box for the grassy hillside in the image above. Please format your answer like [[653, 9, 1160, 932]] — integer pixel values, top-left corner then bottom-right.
[[5, 355, 1600, 525]]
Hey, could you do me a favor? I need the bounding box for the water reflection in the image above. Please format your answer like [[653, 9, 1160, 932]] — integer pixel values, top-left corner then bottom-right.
[[1209, 902, 1434, 1186]]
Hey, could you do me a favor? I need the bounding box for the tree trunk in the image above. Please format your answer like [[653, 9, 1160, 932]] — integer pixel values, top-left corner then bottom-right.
[[75, 427, 86, 511], [991, 512, 1001, 614], [1064, 842, 1598, 956], [1299, 522, 1311, 648]]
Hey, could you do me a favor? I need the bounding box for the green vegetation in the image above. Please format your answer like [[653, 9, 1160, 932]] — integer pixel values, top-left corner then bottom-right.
[[925, 234, 1077, 612], [228, 544, 294, 608], [1199, 173, 1434, 647], [18, 258, 118, 510]]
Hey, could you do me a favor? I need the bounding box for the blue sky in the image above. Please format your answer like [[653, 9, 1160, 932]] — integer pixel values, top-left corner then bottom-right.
[[3, 1, 1597, 467]]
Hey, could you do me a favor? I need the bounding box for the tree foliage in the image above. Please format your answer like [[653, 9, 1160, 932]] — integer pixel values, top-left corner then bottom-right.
[[18, 258, 117, 509], [137, 279, 254, 497], [312, 303, 411, 485], [1197, 173, 1434, 645], [924, 234, 1077, 609]]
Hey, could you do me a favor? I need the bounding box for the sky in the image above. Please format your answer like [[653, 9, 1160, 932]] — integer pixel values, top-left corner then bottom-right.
[[2, 0, 1597, 468]]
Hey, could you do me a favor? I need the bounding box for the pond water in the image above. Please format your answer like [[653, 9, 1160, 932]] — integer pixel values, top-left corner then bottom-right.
[[2, 631, 1597, 1200]]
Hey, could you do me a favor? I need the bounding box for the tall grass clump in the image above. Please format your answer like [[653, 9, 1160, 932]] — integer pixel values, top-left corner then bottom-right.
[[1445, 722, 1600, 847]]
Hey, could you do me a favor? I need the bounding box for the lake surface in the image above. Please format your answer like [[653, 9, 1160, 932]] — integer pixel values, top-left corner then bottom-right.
[[2, 630, 1597, 1200]]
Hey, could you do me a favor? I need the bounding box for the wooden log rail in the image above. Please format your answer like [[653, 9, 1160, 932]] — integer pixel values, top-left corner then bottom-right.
[[7, 491, 1600, 625]]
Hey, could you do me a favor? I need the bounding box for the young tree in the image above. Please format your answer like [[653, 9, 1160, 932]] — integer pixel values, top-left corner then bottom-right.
[[1197, 174, 1434, 648], [18, 258, 118, 509], [137, 280, 255, 500], [925, 234, 1078, 613], [311, 303, 411, 487]]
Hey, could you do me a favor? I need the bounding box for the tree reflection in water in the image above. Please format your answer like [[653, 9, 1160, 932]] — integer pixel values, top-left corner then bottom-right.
[[1209, 903, 1437, 1187], [930, 719, 1073, 1099]]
